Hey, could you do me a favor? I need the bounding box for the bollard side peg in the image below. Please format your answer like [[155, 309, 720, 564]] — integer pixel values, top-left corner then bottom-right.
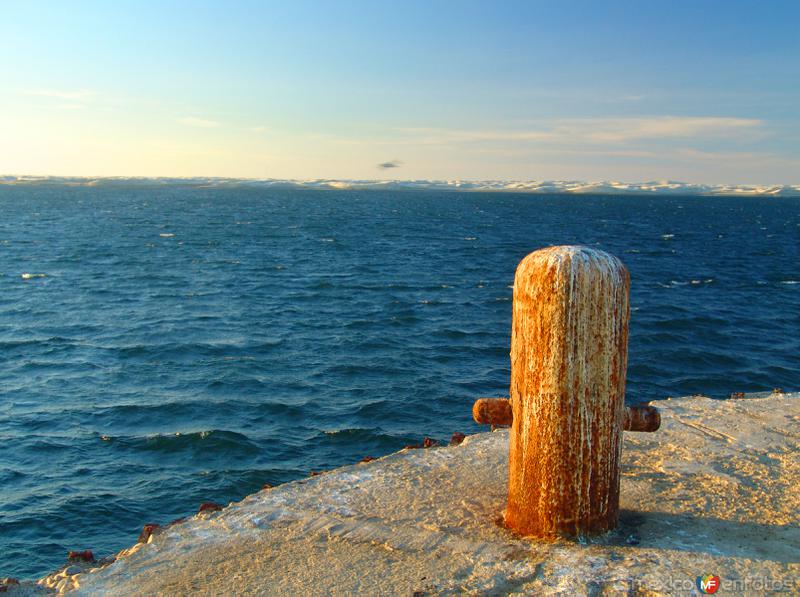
[[476, 245, 654, 539], [472, 397, 660, 432]]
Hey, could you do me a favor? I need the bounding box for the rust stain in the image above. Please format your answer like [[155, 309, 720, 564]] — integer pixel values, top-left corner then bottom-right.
[[138, 523, 162, 544], [67, 550, 95, 563], [623, 404, 660, 432], [198, 502, 223, 513], [449, 432, 466, 446], [505, 245, 630, 538]]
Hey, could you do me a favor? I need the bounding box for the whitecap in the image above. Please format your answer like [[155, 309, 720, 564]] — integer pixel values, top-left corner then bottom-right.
[[21, 273, 46, 279], [463, 237, 477, 241], [780, 280, 799, 285], [159, 233, 175, 238], [661, 234, 675, 240]]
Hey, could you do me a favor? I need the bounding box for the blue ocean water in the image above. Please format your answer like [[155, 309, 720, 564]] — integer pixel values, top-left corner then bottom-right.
[[1, 186, 798, 579]]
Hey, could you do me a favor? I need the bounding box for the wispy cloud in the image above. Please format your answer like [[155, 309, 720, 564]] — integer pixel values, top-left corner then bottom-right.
[[21, 88, 95, 101], [571, 116, 762, 142], [673, 148, 764, 161], [397, 116, 763, 146], [177, 117, 221, 128]]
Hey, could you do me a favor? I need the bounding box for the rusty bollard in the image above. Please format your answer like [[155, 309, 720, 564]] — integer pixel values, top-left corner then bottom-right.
[[475, 245, 659, 538]]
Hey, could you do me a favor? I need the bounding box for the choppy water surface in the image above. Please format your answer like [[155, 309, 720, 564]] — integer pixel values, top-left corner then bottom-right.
[[1, 186, 798, 578]]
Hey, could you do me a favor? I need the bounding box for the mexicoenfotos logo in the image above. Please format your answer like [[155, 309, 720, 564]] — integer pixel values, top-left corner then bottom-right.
[[697, 574, 721, 594]]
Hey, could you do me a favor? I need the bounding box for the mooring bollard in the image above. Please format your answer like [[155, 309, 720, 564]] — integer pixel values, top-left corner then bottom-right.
[[473, 245, 659, 538]]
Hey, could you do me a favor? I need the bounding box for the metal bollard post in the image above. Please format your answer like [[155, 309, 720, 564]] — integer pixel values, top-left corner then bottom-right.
[[502, 245, 632, 538]]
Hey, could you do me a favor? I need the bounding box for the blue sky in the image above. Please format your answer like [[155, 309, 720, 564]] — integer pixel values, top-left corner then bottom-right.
[[1, 0, 798, 183]]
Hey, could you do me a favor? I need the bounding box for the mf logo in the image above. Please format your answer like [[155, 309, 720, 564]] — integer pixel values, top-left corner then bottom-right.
[[696, 574, 721, 594]]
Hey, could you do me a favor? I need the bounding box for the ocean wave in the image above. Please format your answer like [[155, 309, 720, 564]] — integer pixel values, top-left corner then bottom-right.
[[322, 427, 376, 437], [111, 339, 283, 360], [105, 429, 261, 455], [85, 396, 306, 423], [314, 426, 409, 449], [0, 336, 77, 349], [658, 279, 715, 288], [354, 400, 393, 417]]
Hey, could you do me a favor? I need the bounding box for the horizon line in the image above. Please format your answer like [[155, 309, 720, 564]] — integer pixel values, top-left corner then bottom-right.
[[1, 175, 799, 197]]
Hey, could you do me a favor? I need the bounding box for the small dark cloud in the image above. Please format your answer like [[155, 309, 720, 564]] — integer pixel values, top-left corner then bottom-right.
[[377, 160, 402, 170]]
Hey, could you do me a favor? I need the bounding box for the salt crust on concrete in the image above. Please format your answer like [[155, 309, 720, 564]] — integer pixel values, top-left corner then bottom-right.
[[22, 393, 800, 595]]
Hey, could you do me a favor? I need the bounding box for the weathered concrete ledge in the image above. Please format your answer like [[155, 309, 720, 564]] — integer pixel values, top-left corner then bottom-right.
[[15, 392, 800, 595]]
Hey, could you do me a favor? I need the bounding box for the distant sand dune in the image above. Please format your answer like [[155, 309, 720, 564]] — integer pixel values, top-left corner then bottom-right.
[[2, 176, 799, 197]]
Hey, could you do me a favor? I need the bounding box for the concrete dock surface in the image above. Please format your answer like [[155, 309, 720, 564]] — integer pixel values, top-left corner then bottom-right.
[[18, 391, 800, 595]]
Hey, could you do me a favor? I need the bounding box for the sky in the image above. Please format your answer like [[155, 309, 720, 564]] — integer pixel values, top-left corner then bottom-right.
[[1, 0, 798, 183]]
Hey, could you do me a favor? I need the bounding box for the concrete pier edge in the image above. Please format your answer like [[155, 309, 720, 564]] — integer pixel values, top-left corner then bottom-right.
[[7, 390, 798, 595]]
